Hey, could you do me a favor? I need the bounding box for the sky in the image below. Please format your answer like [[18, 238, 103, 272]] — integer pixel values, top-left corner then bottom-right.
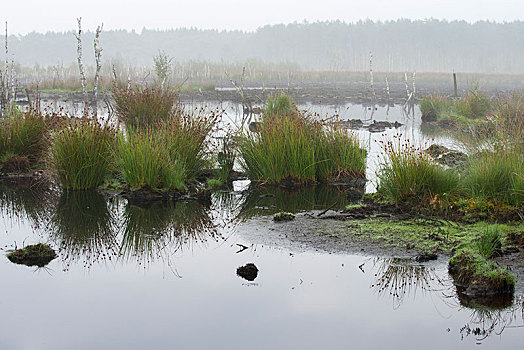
[[2, 0, 524, 35]]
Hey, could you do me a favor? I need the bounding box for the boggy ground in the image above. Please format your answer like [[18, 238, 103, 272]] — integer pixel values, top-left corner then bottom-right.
[[237, 207, 524, 294]]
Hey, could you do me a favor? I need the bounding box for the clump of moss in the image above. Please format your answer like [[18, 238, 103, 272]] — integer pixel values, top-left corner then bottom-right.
[[448, 248, 514, 296], [273, 212, 295, 222], [7, 243, 57, 267], [449, 226, 514, 296]]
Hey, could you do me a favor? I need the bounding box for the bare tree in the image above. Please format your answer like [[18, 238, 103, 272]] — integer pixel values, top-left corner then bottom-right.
[[93, 23, 103, 116], [73, 17, 88, 116]]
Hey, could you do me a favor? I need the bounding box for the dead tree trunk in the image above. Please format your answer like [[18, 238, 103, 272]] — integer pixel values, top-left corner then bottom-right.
[[74, 17, 89, 116], [93, 23, 103, 117]]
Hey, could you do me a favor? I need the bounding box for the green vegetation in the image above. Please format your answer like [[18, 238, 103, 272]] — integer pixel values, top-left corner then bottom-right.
[[377, 139, 459, 204], [419, 88, 491, 124], [419, 94, 451, 121], [0, 108, 49, 167], [159, 114, 216, 182], [114, 129, 184, 191], [475, 225, 502, 259], [465, 150, 524, 207], [112, 85, 178, 128], [449, 225, 515, 295], [114, 112, 215, 191], [264, 92, 297, 118], [7, 243, 57, 267], [239, 101, 366, 185], [50, 120, 115, 190]]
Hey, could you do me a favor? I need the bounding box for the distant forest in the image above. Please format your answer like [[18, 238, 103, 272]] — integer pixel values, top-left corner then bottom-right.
[[4, 19, 524, 74]]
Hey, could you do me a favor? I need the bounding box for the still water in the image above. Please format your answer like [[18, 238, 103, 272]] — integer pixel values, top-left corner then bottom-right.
[[1, 103, 522, 349], [1, 184, 522, 349]]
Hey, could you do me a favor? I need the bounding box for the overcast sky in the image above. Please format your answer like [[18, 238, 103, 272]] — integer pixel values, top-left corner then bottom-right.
[[3, 0, 523, 35]]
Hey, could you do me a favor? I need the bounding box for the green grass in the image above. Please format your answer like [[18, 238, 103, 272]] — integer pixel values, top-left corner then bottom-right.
[[449, 224, 516, 295], [112, 85, 179, 128], [465, 150, 524, 207], [238, 113, 365, 184], [158, 113, 216, 182], [50, 120, 115, 190], [419, 94, 451, 121], [420, 88, 492, 124], [455, 88, 491, 120], [475, 224, 502, 259], [377, 140, 460, 203], [114, 129, 184, 191], [0, 108, 49, 165], [264, 92, 297, 118]]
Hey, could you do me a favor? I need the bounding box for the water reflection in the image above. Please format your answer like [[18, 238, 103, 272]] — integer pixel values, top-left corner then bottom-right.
[[456, 293, 524, 343], [49, 190, 118, 269], [0, 178, 57, 229], [120, 200, 219, 266], [370, 258, 445, 309], [235, 184, 360, 220]]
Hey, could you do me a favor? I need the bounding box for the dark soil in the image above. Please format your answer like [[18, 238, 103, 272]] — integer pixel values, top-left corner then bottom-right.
[[7, 243, 57, 267], [1, 155, 31, 174], [425, 144, 468, 168], [237, 263, 259, 281]]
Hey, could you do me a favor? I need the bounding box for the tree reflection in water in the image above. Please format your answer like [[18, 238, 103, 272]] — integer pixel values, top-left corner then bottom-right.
[[49, 190, 119, 270]]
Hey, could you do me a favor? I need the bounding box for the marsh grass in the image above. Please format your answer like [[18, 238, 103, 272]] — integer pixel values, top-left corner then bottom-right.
[[114, 129, 184, 191], [264, 92, 298, 118], [476, 225, 503, 259], [112, 85, 179, 128], [159, 112, 217, 182], [455, 89, 491, 119], [50, 120, 115, 190], [239, 113, 365, 184], [0, 108, 49, 165], [378, 138, 459, 203], [419, 95, 451, 121], [465, 150, 524, 207]]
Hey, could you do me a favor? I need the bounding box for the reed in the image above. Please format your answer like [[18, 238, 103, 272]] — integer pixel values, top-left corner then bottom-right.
[[239, 112, 365, 184], [0, 108, 49, 165], [112, 85, 178, 128], [50, 120, 115, 190], [377, 138, 459, 203]]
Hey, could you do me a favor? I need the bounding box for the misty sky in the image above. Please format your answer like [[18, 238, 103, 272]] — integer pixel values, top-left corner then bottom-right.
[[3, 0, 524, 35]]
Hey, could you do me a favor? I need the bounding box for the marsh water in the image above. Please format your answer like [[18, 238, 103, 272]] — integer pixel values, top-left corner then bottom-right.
[[1, 103, 523, 349]]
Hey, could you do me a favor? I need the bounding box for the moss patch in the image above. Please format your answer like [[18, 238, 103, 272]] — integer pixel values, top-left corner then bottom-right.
[[273, 212, 295, 222], [449, 248, 514, 296], [314, 217, 524, 254], [7, 243, 57, 267]]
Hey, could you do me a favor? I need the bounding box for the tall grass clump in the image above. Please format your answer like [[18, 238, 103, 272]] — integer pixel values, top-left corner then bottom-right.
[[158, 112, 217, 182], [378, 138, 459, 203], [0, 108, 49, 164], [476, 225, 502, 259], [50, 120, 115, 190], [112, 85, 178, 128], [419, 95, 450, 121], [264, 92, 298, 118], [464, 150, 524, 207], [114, 129, 184, 191], [455, 88, 491, 119], [238, 113, 365, 184], [315, 127, 366, 180]]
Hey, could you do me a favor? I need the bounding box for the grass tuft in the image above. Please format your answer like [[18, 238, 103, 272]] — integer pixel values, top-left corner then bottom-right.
[[112, 85, 179, 128], [50, 120, 115, 190], [377, 138, 459, 203]]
